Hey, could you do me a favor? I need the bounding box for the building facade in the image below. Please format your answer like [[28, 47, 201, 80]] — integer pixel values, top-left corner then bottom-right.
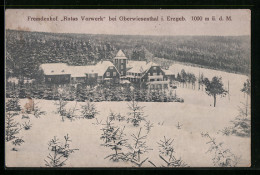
[[39, 50, 174, 90], [113, 50, 128, 77]]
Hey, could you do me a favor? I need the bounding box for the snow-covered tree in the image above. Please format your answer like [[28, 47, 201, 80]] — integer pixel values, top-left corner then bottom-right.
[[201, 132, 240, 167], [100, 117, 127, 162], [156, 136, 187, 167], [6, 91, 21, 112], [203, 76, 227, 107], [45, 134, 79, 167], [127, 98, 146, 127], [125, 128, 152, 167], [81, 100, 99, 119], [5, 113, 21, 142]]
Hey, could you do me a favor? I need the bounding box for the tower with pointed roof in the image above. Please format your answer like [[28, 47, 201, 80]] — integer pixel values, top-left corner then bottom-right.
[[113, 50, 128, 77]]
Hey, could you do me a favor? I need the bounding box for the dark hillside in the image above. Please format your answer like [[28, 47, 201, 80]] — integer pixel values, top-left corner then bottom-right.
[[5, 30, 250, 79]]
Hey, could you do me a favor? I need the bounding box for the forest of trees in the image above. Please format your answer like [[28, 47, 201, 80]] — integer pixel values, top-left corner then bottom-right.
[[5, 30, 250, 80]]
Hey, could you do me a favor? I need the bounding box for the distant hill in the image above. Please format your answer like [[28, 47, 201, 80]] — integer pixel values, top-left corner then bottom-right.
[[5, 30, 250, 79]]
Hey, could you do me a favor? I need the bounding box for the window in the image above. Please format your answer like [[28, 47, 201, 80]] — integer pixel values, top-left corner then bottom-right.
[[135, 73, 137, 76], [150, 79, 154, 81], [106, 72, 110, 76], [138, 73, 141, 76], [121, 65, 124, 69], [151, 84, 154, 89], [151, 72, 153, 76], [153, 67, 156, 70], [113, 72, 116, 76], [48, 78, 52, 81], [115, 59, 118, 63], [121, 59, 124, 63], [121, 71, 124, 75], [109, 66, 113, 70]]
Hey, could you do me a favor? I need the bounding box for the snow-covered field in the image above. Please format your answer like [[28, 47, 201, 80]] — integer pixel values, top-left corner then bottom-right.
[[5, 64, 250, 167]]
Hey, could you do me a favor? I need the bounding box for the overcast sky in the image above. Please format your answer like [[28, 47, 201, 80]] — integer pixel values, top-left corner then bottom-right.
[[5, 9, 250, 36]]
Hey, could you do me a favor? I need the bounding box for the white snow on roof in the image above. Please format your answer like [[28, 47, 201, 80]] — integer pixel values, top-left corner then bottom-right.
[[94, 61, 118, 76], [162, 69, 175, 75], [69, 66, 96, 77], [120, 80, 131, 84], [114, 50, 128, 59], [40, 63, 70, 75], [127, 61, 158, 74], [146, 61, 158, 68], [7, 77, 19, 84], [127, 61, 147, 69]]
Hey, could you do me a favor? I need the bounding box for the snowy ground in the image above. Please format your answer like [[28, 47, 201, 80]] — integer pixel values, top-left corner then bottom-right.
[[5, 64, 250, 168]]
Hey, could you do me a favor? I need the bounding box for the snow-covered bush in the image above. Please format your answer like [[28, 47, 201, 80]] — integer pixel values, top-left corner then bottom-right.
[[5, 113, 21, 142], [144, 120, 154, 134], [12, 138, 24, 151], [55, 96, 68, 116], [231, 102, 251, 137], [22, 115, 30, 119], [22, 120, 32, 130], [124, 128, 152, 167], [45, 134, 79, 167], [6, 94, 21, 112], [100, 117, 127, 162], [81, 100, 99, 119], [219, 102, 250, 138], [33, 102, 46, 118], [5, 112, 24, 151], [156, 136, 187, 167], [127, 98, 146, 127], [201, 132, 240, 167], [108, 110, 125, 122]]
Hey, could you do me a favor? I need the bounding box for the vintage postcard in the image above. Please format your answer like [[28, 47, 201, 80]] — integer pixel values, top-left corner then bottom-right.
[[5, 9, 251, 167]]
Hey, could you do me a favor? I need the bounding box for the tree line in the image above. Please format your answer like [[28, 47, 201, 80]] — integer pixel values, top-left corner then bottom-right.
[[6, 30, 250, 80]]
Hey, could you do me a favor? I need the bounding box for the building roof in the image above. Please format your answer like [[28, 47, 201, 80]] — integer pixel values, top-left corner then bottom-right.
[[94, 61, 119, 76], [127, 61, 158, 74], [162, 69, 175, 75], [69, 66, 96, 77], [40, 61, 119, 78], [127, 60, 146, 69], [120, 80, 131, 84], [114, 50, 128, 59], [40, 63, 70, 75]]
